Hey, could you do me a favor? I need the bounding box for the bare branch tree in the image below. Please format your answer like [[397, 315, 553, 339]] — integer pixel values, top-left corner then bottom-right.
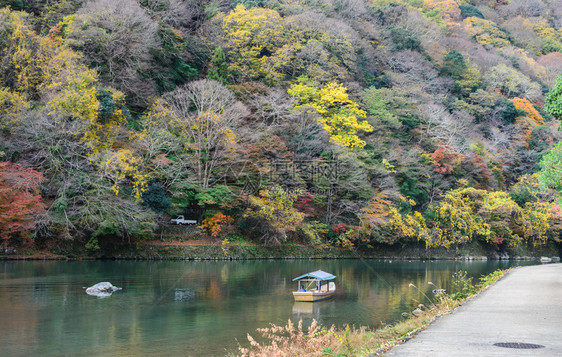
[[153, 79, 249, 189], [68, 0, 161, 104]]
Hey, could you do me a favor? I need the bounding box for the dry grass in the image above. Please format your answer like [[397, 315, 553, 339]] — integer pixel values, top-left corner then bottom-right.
[[238, 270, 507, 357]]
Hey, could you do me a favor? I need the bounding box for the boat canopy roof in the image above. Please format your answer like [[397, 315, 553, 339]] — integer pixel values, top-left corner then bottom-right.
[[292, 270, 336, 281]]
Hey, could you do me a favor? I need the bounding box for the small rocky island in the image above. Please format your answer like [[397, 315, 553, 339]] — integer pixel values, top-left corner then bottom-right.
[[85, 282, 122, 298]]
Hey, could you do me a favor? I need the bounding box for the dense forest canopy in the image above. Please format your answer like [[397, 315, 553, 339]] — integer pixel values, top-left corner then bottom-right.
[[0, 0, 561, 253]]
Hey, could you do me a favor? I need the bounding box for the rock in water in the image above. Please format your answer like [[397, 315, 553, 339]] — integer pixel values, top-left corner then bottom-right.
[[85, 282, 122, 297]]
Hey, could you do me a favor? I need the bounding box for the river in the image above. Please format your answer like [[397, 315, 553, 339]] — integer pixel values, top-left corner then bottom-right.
[[0, 259, 538, 356]]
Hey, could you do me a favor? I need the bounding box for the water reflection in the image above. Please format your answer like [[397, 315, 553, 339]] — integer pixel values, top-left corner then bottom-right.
[[0, 259, 534, 356], [292, 300, 332, 318]]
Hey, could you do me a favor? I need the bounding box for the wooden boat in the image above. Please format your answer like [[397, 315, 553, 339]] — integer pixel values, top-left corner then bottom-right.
[[292, 270, 336, 302]]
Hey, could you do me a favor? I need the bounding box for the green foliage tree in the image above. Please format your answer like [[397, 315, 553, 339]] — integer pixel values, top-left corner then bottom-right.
[[544, 74, 562, 121], [0, 0, 24, 10], [207, 47, 230, 84], [141, 181, 171, 213], [231, 0, 267, 8], [389, 26, 421, 51], [440, 50, 466, 79], [459, 4, 484, 19], [361, 87, 401, 129], [495, 98, 524, 124], [538, 142, 562, 201], [150, 22, 198, 93]]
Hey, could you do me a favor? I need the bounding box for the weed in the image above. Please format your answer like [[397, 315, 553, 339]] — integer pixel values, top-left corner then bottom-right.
[[238, 269, 507, 356], [450, 270, 476, 300]]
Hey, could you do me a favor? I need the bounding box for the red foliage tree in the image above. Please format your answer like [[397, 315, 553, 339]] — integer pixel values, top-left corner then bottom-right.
[[431, 146, 462, 175], [0, 162, 45, 246], [201, 212, 234, 238], [331, 223, 347, 235], [295, 192, 315, 216]]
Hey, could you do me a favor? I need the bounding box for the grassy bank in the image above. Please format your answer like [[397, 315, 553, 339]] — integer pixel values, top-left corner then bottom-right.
[[238, 269, 507, 356]]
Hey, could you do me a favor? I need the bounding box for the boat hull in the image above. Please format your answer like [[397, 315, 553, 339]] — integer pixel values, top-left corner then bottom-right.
[[292, 282, 335, 302]]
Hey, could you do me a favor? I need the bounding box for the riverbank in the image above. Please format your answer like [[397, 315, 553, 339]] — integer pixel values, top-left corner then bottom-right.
[[387, 263, 562, 356], [1, 239, 560, 261], [238, 268, 512, 356]]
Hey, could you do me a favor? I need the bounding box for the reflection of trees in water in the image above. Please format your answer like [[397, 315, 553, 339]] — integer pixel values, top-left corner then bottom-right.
[[0, 259, 522, 355]]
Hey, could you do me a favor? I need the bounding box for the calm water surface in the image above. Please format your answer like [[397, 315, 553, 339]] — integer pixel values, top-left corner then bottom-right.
[[0, 259, 538, 356]]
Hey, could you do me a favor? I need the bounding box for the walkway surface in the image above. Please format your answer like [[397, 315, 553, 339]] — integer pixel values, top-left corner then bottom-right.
[[386, 263, 562, 356]]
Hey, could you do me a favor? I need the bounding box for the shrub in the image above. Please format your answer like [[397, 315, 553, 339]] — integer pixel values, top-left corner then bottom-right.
[[459, 4, 484, 19], [201, 212, 234, 237], [141, 181, 171, 213], [389, 26, 421, 51]]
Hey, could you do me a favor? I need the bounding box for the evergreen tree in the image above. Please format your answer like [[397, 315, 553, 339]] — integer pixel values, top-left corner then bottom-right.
[[207, 47, 229, 84]]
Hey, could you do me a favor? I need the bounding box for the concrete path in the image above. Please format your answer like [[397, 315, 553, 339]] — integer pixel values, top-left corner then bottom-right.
[[386, 263, 562, 356]]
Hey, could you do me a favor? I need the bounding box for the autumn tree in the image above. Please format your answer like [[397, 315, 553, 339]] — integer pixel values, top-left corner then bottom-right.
[[0, 88, 28, 132], [428, 188, 489, 247], [463, 17, 511, 48], [218, 5, 361, 84], [510, 97, 545, 126], [537, 53, 562, 87], [220, 5, 286, 82], [0, 162, 45, 247], [98, 149, 148, 201], [359, 190, 428, 245], [66, 0, 161, 104], [244, 185, 304, 245], [139, 0, 192, 27], [0, 8, 128, 154], [485, 64, 542, 101], [416, 103, 471, 151], [422, 0, 461, 23], [201, 212, 234, 237], [288, 81, 373, 148], [145, 79, 248, 189]]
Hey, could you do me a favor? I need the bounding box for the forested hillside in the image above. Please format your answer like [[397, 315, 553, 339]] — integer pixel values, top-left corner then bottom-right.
[[1, 0, 561, 254]]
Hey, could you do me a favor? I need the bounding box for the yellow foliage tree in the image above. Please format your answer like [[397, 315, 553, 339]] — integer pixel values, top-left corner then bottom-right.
[[0, 9, 47, 96], [222, 5, 287, 82], [0, 8, 128, 155], [244, 185, 305, 245], [359, 191, 429, 245], [430, 188, 491, 248], [428, 187, 558, 248], [288, 82, 373, 148], [463, 17, 510, 48], [0, 88, 29, 131], [456, 61, 482, 94], [99, 149, 148, 201], [422, 0, 461, 23], [220, 5, 356, 84], [510, 97, 545, 126], [519, 202, 551, 245]]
